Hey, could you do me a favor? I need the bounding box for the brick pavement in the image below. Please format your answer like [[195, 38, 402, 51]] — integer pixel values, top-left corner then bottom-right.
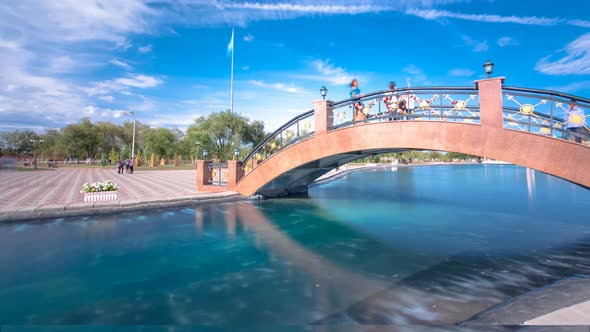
[[0, 168, 240, 221]]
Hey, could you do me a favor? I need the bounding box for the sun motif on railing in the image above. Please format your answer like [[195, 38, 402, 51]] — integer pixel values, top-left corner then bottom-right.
[[285, 129, 294, 140], [504, 95, 556, 134], [556, 102, 589, 131]]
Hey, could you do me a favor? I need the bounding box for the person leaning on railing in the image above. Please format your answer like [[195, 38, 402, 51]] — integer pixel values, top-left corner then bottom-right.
[[383, 81, 398, 121], [566, 99, 586, 144], [350, 79, 367, 123]]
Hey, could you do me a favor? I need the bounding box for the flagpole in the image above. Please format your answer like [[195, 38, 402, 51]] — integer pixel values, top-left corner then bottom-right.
[[230, 28, 234, 113]]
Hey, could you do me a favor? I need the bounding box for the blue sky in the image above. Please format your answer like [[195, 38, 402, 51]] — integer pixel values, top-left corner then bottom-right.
[[1, 0, 589, 132]]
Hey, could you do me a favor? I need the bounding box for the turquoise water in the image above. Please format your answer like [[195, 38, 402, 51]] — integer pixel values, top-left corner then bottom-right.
[[1, 165, 590, 329]]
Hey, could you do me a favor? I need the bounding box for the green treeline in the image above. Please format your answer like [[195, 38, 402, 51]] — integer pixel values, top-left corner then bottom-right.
[[0, 110, 266, 164]]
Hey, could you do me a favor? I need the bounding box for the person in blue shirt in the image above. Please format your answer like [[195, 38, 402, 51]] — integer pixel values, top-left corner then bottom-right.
[[566, 99, 586, 143], [349, 79, 361, 99], [350, 79, 366, 122]]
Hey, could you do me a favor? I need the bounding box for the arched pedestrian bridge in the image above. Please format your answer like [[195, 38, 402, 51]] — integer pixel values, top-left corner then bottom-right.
[[196, 78, 590, 197]]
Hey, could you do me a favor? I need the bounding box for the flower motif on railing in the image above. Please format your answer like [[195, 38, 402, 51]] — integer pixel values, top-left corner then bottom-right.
[[411, 95, 440, 118], [444, 94, 478, 119], [383, 95, 398, 111], [416, 95, 439, 110]]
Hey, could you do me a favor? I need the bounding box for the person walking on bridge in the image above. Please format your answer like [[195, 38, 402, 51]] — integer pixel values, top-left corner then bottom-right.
[[383, 81, 398, 121], [350, 79, 367, 123], [566, 99, 586, 144]]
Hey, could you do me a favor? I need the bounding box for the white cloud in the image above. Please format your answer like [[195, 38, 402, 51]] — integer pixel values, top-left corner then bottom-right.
[[84, 74, 162, 96], [536, 33, 590, 75], [219, 3, 393, 14], [98, 95, 115, 102], [311, 59, 357, 86], [0, 1, 155, 44], [138, 44, 152, 53], [546, 81, 590, 93], [474, 40, 488, 52], [449, 68, 474, 77], [250, 80, 308, 95], [243, 34, 254, 42], [462, 35, 488, 52], [497, 36, 519, 47], [110, 59, 133, 70], [402, 65, 429, 85], [408, 9, 559, 25], [116, 75, 161, 88], [47, 55, 77, 73], [242, 65, 250, 71]]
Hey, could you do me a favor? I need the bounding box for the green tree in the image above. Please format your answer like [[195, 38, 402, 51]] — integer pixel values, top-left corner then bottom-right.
[[242, 120, 266, 146], [120, 144, 131, 160], [145, 128, 177, 160], [95, 122, 125, 156], [40, 129, 65, 159], [186, 110, 263, 161], [61, 118, 98, 159], [0, 130, 39, 157], [108, 148, 118, 163]]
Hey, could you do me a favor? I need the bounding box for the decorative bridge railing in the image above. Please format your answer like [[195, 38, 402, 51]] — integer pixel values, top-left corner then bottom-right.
[[241, 86, 590, 174], [241, 109, 315, 173], [329, 87, 481, 129], [502, 86, 590, 140], [208, 162, 228, 186]]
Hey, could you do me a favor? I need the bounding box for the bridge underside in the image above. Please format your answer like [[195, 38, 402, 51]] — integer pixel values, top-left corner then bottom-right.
[[256, 149, 406, 197], [235, 121, 590, 197]]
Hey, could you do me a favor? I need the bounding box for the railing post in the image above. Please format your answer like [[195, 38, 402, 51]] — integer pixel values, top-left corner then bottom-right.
[[313, 99, 333, 135], [475, 77, 505, 129], [227, 160, 244, 188], [196, 159, 212, 191]]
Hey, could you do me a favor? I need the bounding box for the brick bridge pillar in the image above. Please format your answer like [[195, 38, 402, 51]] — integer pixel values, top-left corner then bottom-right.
[[476, 77, 505, 129], [196, 160, 212, 191], [227, 160, 244, 189], [313, 99, 334, 135]]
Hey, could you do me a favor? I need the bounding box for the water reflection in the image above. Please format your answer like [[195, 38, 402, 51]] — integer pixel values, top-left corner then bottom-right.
[[526, 168, 536, 202], [0, 165, 589, 328]]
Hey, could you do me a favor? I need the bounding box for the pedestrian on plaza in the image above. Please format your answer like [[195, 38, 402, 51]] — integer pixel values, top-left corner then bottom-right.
[[116, 159, 122, 174], [566, 99, 586, 144], [129, 158, 135, 174], [125, 159, 130, 174]]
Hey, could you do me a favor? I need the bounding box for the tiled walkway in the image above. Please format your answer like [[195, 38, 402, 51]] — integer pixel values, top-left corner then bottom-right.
[[0, 168, 238, 220]]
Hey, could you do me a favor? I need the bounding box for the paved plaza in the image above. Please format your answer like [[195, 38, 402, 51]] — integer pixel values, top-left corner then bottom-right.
[[0, 168, 238, 221]]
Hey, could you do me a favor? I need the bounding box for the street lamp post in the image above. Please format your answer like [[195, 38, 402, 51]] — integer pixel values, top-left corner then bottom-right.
[[483, 60, 494, 79], [29, 138, 44, 170], [320, 85, 328, 100], [203, 149, 208, 159], [126, 111, 136, 160], [234, 147, 240, 161]]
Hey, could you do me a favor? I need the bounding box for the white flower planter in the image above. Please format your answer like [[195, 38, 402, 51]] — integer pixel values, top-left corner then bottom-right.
[[83, 191, 119, 203]]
